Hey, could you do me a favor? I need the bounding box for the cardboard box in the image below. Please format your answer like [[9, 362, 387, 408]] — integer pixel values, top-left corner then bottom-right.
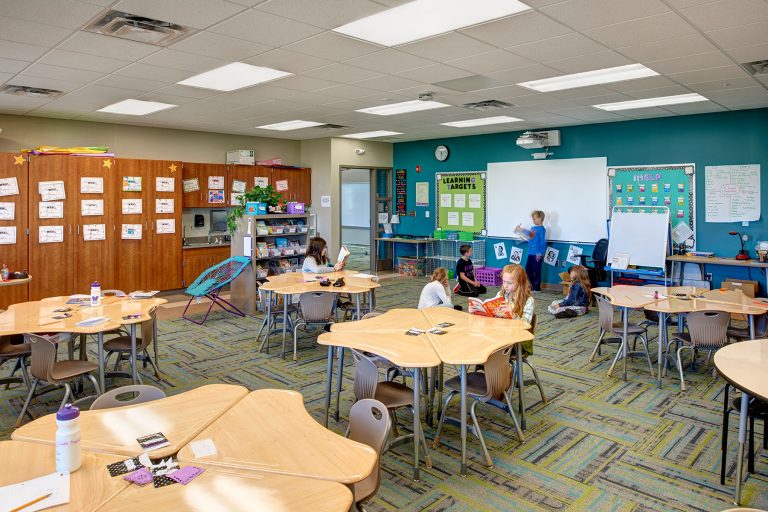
[[723, 278, 758, 297], [227, 150, 255, 165], [559, 271, 572, 295]]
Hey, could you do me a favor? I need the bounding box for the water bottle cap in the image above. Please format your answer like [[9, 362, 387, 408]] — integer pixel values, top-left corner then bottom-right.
[[57, 403, 80, 421], [91, 281, 100, 287]]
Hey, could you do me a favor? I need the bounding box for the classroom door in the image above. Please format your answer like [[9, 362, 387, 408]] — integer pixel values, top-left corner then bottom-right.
[[340, 168, 373, 273]]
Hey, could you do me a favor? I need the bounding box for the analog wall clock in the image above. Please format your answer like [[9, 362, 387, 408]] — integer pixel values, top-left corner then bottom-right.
[[434, 145, 449, 162]]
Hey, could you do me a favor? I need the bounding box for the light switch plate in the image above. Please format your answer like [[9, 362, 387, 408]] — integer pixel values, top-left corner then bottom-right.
[[425, 211, 430, 218]]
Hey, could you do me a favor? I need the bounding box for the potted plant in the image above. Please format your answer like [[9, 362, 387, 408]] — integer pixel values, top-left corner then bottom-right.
[[227, 185, 284, 233]]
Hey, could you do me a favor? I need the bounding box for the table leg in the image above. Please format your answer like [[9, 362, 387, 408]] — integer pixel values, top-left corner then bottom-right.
[[369, 290, 376, 312], [437, 363, 444, 423], [427, 367, 435, 428], [749, 314, 755, 340], [334, 347, 344, 422], [97, 332, 105, 393], [460, 363, 468, 476], [130, 323, 140, 385], [323, 345, 334, 428], [281, 294, 288, 358], [657, 312, 666, 389], [153, 314, 159, 374], [355, 293, 361, 321], [622, 307, 629, 381], [734, 391, 749, 504], [413, 366, 421, 481], [516, 343, 526, 430]]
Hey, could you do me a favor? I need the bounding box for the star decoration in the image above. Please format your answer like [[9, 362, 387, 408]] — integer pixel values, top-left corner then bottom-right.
[[13, 155, 24, 165], [103, 159, 112, 169], [169, 163, 177, 173]]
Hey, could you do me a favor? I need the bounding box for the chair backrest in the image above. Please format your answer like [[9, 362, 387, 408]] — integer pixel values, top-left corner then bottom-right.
[[352, 349, 379, 401], [481, 346, 513, 401], [26, 333, 64, 383], [687, 310, 730, 349], [719, 508, 768, 512], [138, 308, 157, 348], [90, 384, 166, 410], [299, 292, 336, 321], [755, 312, 768, 338], [596, 295, 615, 332], [186, 256, 250, 296], [102, 289, 127, 297], [348, 398, 391, 506], [361, 312, 382, 320], [592, 238, 609, 265]]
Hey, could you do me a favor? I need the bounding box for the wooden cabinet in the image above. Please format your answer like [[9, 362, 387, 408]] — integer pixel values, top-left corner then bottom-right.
[[182, 246, 230, 287], [150, 159, 183, 291], [0, 152, 29, 308], [270, 167, 311, 204], [181, 163, 228, 208]]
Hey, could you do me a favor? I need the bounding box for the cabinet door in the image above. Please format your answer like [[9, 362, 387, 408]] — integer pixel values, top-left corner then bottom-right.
[[270, 167, 311, 203], [28, 155, 75, 300], [0, 153, 29, 308], [151, 160, 182, 290], [74, 157, 115, 292], [228, 164, 253, 205], [182, 163, 227, 208], [113, 159, 153, 292]]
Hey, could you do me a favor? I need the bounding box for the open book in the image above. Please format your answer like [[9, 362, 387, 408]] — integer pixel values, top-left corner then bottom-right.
[[467, 296, 512, 318], [337, 245, 350, 266]]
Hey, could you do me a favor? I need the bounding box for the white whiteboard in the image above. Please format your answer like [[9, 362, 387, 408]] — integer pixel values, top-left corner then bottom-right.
[[341, 183, 370, 228], [487, 157, 608, 243], [705, 164, 761, 223], [607, 209, 669, 269]]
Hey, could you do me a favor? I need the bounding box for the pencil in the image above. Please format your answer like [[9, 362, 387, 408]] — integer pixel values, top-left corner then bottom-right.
[[10, 492, 53, 512]]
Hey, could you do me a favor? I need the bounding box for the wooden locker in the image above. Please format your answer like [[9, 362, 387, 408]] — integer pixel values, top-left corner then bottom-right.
[[74, 157, 116, 292], [182, 162, 227, 208], [151, 160, 183, 290], [113, 159, 153, 293], [27, 155, 75, 300], [0, 152, 29, 308]]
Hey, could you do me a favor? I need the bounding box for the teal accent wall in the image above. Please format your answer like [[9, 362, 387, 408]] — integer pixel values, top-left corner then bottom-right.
[[392, 108, 768, 293]]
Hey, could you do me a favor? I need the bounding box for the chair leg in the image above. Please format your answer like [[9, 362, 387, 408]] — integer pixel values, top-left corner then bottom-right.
[[290, 322, 300, 361], [748, 414, 755, 474], [470, 400, 493, 467], [639, 335, 655, 377], [410, 406, 432, 468], [523, 358, 547, 403], [720, 383, 730, 485], [60, 383, 71, 410], [15, 378, 39, 427], [677, 345, 689, 392], [389, 410, 400, 439], [86, 373, 101, 396], [433, 390, 458, 448], [589, 330, 606, 362], [19, 356, 30, 389], [503, 391, 525, 442]]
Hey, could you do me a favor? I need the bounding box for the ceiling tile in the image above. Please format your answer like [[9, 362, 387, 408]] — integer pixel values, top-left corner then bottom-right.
[[59, 32, 160, 61], [661, 102, 727, 115], [0, 16, 73, 47], [679, 0, 768, 32], [147, 84, 219, 99], [351, 75, 424, 93], [115, 63, 193, 83], [621, 85, 693, 99], [397, 33, 497, 62], [487, 64, 562, 84], [136, 90, 203, 105], [606, 75, 678, 92], [139, 49, 229, 73], [244, 48, 333, 74], [647, 51, 734, 75], [271, 74, 340, 92], [95, 74, 170, 92], [302, 63, 382, 84], [684, 76, 758, 93], [393, 64, 469, 83], [616, 33, 719, 63], [585, 12, 697, 48], [446, 50, 534, 75], [704, 85, 768, 105], [546, 51, 633, 74], [209, 10, 324, 46], [724, 43, 768, 64], [343, 49, 434, 74], [0, 94, 51, 111], [460, 11, 572, 48], [549, 85, 624, 100], [39, 49, 132, 74], [505, 33, 608, 63], [664, 0, 717, 8], [0, 0, 104, 29], [0, 57, 29, 74], [21, 63, 106, 84], [706, 21, 768, 49], [113, 0, 248, 29], [209, 84, 298, 104], [540, 0, 669, 31], [0, 40, 49, 61], [667, 65, 750, 84], [255, 0, 389, 29], [284, 32, 382, 61], [169, 31, 271, 60]]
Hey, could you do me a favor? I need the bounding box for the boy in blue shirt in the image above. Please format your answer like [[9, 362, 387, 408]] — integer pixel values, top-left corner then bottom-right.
[[516, 210, 547, 292]]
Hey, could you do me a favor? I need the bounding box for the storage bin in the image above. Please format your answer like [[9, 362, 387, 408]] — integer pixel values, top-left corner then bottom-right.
[[445, 231, 459, 240], [287, 202, 305, 214], [398, 256, 425, 277], [433, 230, 446, 239], [270, 225, 284, 234], [286, 225, 297, 233], [458, 231, 474, 241], [245, 202, 267, 215], [475, 266, 502, 287]]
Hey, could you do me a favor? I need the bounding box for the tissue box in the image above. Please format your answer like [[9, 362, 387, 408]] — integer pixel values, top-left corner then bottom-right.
[[245, 202, 267, 215], [287, 202, 305, 214], [227, 150, 255, 165]]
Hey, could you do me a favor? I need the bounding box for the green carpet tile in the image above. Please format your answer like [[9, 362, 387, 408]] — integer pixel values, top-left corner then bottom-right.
[[1, 278, 766, 511]]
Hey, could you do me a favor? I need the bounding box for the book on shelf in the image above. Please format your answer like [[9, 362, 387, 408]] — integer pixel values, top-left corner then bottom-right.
[[256, 242, 269, 258], [467, 296, 512, 319], [275, 237, 288, 248]]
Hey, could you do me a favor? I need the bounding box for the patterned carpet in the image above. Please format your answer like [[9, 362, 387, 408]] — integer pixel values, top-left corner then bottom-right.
[[1, 278, 766, 511]]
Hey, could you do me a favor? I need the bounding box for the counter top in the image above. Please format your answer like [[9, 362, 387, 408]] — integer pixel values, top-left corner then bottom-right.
[[183, 243, 231, 250]]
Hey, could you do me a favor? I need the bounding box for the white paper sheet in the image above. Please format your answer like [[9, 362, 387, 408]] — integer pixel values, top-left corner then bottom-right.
[[0, 177, 19, 196], [231, 193, 242, 206], [509, 246, 523, 264], [83, 224, 105, 241], [156, 176, 174, 192], [39, 181, 65, 201], [39, 226, 64, 243], [566, 245, 583, 265], [440, 194, 452, 207], [447, 211, 459, 226], [122, 199, 142, 215], [39, 201, 64, 219], [81, 199, 104, 216], [0, 226, 16, 244], [378, 212, 389, 224], [156, 219, 175, 234], [468, 194, 482, 209], [208, 176, 225, 189], [705, 164, 760, 222], [232, 179, 246, 193], [275, 179, 288, 192], [80, 177, 104, 194], [493, 242, 507, 260], [544, 246, 559, 266], [121, 224, 142, 240], [122, 176, 142, 192], [155, 198, 174, 214], [461, 211, 474, 226], [182, 178, 199, 192], [254, 176, 268, 188], [454, 194, 466, 208], [189, 439, 218, 458], [0, 202, 15, 220], [0, 471, 70, 512]]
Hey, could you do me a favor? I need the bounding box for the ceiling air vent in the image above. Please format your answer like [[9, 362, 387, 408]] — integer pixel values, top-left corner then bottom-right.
[[460, 100, 515, 111], [740, 59, 768, 76], [316, 124, 348, 130], [84, 10, 195, 46], [0, 85, 62, 98]]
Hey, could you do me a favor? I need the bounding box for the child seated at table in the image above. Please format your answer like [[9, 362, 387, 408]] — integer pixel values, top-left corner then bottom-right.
[[419, 267, 462, 310], [548, 265, 590, 318], [477, 264, 535, 355], [302, 237, 345, 273]]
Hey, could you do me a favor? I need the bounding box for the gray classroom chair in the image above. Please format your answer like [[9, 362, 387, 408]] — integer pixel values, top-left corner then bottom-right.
[[103, 309, 160, 381], [348, 398, 391, 512], [670, 310, 729, 392], [591, 295, 654, 376], [510, 313, 546, 404], [0, 334, 31, 389], [727, 312, 768, 342], [290, 292, 336, 361], [91, 384, 166, 410]]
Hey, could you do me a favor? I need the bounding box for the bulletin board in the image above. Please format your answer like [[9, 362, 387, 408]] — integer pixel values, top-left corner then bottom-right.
[[435, 171, 486, 233], [608, 163, 695, 246]]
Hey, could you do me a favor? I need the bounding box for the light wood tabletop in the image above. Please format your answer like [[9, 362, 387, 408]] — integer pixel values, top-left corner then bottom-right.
[[319, 328, 442, 368], [260, 270, 380, 295], [667, 254, 768, 268], [13, 384, 248, 458], [328, 308, 432, 333], [420, 306, 531, 331], [591, 285, 705, 309], [176, 389, 377, 485], [97, 468, 353, 512], [0, 276, 31, 286], [0, 440, 127, 512], [714, 339, 768, 403], [425, 327, 533, 366]]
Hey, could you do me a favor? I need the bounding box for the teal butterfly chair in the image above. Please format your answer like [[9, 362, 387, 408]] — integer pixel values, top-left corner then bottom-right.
[[183, 256, 250, 325]]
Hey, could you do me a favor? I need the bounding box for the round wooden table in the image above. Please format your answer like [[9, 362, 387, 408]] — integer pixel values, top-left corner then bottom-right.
[[714, 339, 768, 505]]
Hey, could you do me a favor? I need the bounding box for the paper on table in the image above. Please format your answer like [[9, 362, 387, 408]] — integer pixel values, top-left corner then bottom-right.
[[232, 179, 246, 193], [156, 176, 174, 192], [189, 438, 218, 458], [81, 199, 104, 216], [80, 177, 104, 194], [208, 176, 225, 189], [182, 178, 199, 192], [39, 201, 64, 219], [39, 226, 64, 243], [440, 194, 452, 207], [156, 219, 175, 234], [0, 471, 70, 512], [468, 194, 482, 208], [122, 199, 142, 215], [121, 224, 142, 240], [75, 316, 108, 327], [349, 273, 377, 279], [83, 224, 105, 241], [0, 202, 15, 220], [0, 226, 16, 244], [447, 211, 459, 226], [0, 177, 19, 196], [155, 198, 174, 214], [39, 181, 65, 201], [454, 194, 466, 208]]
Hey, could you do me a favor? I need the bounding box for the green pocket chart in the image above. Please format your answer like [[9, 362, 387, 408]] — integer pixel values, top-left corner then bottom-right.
[[436, 171, 487, 233], [608, 163, 696, 245]]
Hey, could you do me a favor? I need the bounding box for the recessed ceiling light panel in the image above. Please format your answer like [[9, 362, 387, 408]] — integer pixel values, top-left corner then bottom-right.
[[178, 62, 292, 92], [333, 0, 531, 47], [97, 99, 176, 115], [442, 116, 524, 127], [341, 131, 403, 139], [518, 64, 658, 92], [257, 120, 325, 131], [356, 100, 450, 116], [593, 93, 709, 111]]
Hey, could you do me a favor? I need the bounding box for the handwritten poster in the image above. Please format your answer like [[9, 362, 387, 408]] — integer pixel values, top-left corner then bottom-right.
[[705, 164, 760, 223], [121, 224, 142, 240], [81, 199, 104, 216], [39, 201, 64, 219], [39, 226, 64, 243], [440, 194, 451, 207], [0, 226, 16, 244], [122, 176, 142, 192], [447, 211, 459, 226], [155, 198, 174, 214], [122, 199, 142, 214], [39, 181, 65, 201], [275, 179, 288, 192], [461, 211, 474, 226], [208, 176, 225, 189], [156, 219, 175, 234], [80, 177, 104, 194], [156, 177, 175, 192], [0, 177, 19, 196], [0, 202, 15, 220], [83, 224, 105, 241], [454, 194, 466, 208], [183, 178, 199, 192], [232, 180, 246, 193], [254, 177, 268, 188]]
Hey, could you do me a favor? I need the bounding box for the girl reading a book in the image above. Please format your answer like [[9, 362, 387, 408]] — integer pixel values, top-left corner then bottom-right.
[[418, 267, 462, 310], [497, 264, 535, 355], [302, 237, 345, 273], [548, 264, 590, 318]]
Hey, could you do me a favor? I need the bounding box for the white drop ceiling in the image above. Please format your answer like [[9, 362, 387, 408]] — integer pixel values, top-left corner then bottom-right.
[[0, 0, 765, 142]]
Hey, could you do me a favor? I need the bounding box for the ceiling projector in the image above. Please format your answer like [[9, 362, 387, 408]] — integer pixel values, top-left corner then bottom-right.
[[516, 130, 560, 149]]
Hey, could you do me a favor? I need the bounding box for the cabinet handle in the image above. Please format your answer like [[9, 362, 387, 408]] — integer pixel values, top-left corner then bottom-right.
[[77, 225, 80, 235]]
